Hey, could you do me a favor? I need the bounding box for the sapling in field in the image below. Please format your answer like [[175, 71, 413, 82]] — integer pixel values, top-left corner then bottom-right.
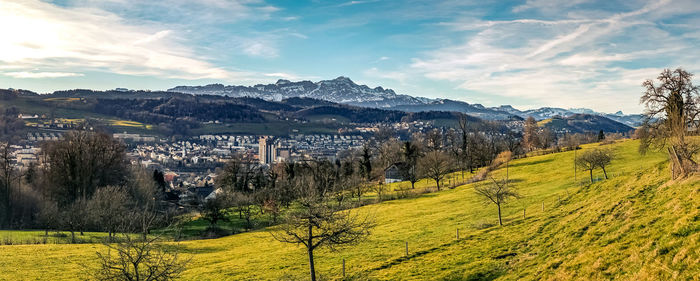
[[271, 160, 374, 281], [474, 177, 520, 226]]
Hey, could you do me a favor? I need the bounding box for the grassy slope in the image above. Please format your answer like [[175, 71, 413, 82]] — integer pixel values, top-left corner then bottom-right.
[[0, 140, 698, 280]]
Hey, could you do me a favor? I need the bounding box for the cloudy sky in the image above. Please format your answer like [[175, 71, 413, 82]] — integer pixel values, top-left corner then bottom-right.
[[1, 0, 699, 113]]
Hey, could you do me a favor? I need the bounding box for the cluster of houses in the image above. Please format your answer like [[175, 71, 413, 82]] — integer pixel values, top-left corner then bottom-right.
[[10, 117, 445, 206], [26, 132, 62, 142]]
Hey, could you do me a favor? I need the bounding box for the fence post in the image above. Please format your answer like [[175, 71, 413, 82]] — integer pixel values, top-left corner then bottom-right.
[[541, 201, 544, 212], [342, 258, 345, 278], [405, 241, 409, 257], [523, 208, 526, 219], [456, 228, 459, 239]]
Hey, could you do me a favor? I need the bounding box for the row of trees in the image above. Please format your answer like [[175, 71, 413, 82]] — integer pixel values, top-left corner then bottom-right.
[[0, 131, 172, 241]]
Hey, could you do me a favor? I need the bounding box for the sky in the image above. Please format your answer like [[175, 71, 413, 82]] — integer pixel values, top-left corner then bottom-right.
[[1, 0, 699, 114]]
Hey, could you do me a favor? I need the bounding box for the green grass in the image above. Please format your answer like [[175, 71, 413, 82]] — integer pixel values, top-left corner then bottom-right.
[[0, 231, 113, 245], [0, 139, 698, 280]]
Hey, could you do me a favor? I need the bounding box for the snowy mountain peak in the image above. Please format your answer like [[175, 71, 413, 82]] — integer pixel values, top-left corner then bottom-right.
[[330, 76, 354, 84], [168, 77, 426, 108], [275, 79, 291, 85]]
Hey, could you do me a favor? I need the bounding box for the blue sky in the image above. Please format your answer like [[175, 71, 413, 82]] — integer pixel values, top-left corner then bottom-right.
[[1, 0, 699, 113]]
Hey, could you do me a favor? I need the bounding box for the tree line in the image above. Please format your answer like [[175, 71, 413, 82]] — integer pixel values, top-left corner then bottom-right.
[[0, 131, 173, 242]]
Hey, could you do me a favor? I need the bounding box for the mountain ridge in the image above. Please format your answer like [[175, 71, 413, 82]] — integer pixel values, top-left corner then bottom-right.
[[168, 77, 643, 126]]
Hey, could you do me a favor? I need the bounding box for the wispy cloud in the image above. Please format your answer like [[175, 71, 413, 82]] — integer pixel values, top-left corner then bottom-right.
[[2, 72, 85, 79], [409, 0, 700, 113], [512, 0, 588, 13], [339, 0, 380, 7]]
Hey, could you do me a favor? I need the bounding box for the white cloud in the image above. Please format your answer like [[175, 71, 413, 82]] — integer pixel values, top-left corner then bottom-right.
[[409, 0, 700, 113], [242, 41, 279, 58], [2, 71, 85, 78], [0, 0, 279, 81]]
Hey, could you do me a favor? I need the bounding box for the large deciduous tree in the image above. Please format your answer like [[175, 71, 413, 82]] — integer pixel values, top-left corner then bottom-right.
[[42, 131, 129, 207], [418, 150, 453, 191], [639, 68, 700, 178]]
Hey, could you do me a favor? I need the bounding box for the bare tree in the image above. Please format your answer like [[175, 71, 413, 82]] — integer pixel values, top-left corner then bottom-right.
[[62, 199, 89, 243], [41, 131, 129, 207], [425, 128, 443, 151], [400, 141, 421, 189], [474, 177, 520, 226], [593, 149, 613, 179], [523, 117, 540, 152], [87, 186, 128, 241], [91, 233, 189, 281], [576, 149, 614, 183], [271, 161, 374, 281], [418, 150, 453, 191], [640, 68, 700, 178], [0, 142, 20, 227], [200, 194, 230, 229], [38, 200, 60, 236], [377, 139, 402, 179], [231, 191, 256, 230], [575, 150, 597, 183]]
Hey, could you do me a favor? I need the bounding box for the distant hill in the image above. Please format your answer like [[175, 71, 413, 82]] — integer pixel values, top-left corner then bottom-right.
[[539, 114, 634, 133], [0, 88, 496, 136], [392, 99, 517, 120], [0, 87, 634, 136], [506, 107, 644, 127]]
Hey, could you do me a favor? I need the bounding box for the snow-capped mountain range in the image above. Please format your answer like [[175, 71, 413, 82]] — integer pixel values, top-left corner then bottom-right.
[[169, 76, 425, 108], [168, 77, 643, 127]]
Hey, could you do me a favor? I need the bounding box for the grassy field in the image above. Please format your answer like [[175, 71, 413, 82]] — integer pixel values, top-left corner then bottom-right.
[[0, 231, 114, 245], [0, 139, 698, 280], [43, 97, 83, 102]]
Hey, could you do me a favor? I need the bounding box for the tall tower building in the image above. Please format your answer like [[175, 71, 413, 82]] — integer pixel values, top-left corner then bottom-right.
[[259, 136, 276, 165]]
